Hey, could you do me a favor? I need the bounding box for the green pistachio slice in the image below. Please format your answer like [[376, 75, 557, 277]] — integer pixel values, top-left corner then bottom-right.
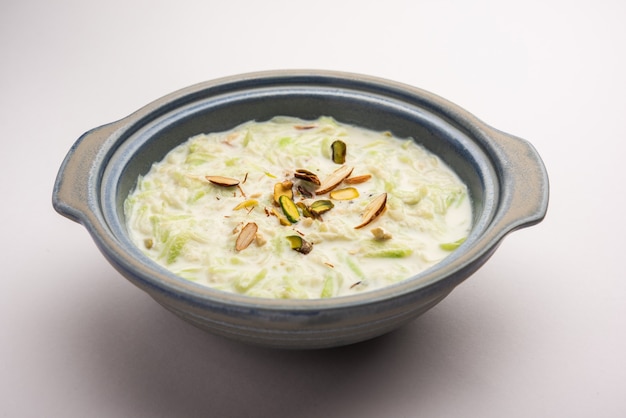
[[296, 201, 313, 218], [278, 195, 300, 223], [331, 140, 347, 164], [270, 207, 291, 226], [294, 169, 321, 185], [296, 185, 314, 199], [286, 235, 313, 254], [309, 199, 334, 217], [273, 180, 293, 204], [329, 187, 360, 200]]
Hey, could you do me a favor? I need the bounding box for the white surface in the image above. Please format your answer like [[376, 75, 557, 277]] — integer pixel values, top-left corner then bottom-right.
[[2, 0, 625, 416]]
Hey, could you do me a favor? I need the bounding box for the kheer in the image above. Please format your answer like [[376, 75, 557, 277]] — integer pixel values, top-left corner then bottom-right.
[[124, 116, 472, 299]]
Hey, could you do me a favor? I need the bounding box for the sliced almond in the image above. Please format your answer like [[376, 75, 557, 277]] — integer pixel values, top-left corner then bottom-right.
[[206, 176, 240, 187], [355, 193, 387, 229], [344, 174, 372, 185], [235, 222, 258, 251], [316, 165, 354, 195], [329, 187, 360, 200]]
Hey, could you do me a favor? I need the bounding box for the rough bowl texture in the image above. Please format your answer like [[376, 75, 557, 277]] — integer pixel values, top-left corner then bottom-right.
[[53, 70, 549, 349]]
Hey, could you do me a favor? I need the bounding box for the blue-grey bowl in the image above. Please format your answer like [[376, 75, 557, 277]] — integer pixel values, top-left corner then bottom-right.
[[52, 70, 549, 349]]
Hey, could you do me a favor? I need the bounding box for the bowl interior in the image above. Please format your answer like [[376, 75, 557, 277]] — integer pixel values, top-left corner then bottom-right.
[[101, 80, 498, 293]]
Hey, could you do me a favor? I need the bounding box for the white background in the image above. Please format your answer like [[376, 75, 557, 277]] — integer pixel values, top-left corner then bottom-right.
[[2, 0, 625, 417]]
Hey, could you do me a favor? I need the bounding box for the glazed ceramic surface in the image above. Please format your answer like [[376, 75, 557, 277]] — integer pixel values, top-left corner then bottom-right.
[[53, 70, 549, 349]]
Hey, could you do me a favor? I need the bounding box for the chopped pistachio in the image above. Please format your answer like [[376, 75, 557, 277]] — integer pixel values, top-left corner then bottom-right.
[[278, 195, 300, 223], [294, 169, 321, 185], [271, 207, 291, 226], [329, 187, 360, 200], [309, 199, 334, 217], [273, 180, 293, 204], [355, 193, 387, 229], [286, 235, 313, 254], [297, 185, 314, 198], [296, 201, 313, 218], [331, 140, 347, 164], [235, 222, 258, 251]]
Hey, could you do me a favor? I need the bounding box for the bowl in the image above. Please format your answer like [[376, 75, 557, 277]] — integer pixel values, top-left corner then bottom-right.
[[52, 70, 549, 349]]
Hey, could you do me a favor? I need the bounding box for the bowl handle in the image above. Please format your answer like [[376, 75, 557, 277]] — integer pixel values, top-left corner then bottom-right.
[[487, 127, 549, 237], [52, 122, 121, 225]]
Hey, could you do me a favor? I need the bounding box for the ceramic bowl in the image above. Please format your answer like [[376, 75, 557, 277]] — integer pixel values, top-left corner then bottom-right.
[[53, 70, 549, 349]]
